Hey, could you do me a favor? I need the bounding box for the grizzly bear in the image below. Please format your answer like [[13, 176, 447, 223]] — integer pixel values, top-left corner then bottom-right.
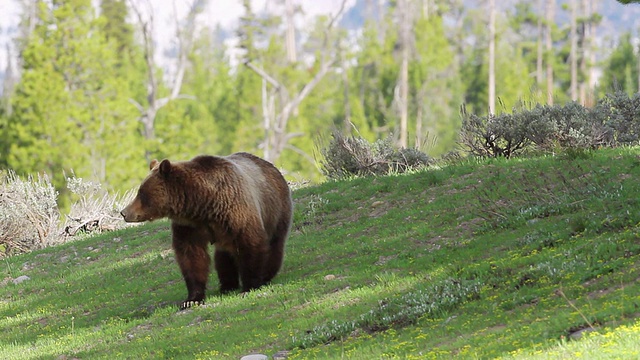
[[120, 152, 292, 309]]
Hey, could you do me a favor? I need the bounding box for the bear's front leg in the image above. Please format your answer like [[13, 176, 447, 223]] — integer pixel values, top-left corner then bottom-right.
[[172, 224, 211, 309]]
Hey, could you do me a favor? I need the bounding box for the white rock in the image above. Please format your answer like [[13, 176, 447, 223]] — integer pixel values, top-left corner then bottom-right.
[[12, 275, 31, 285], [241, 355, 268, 360]]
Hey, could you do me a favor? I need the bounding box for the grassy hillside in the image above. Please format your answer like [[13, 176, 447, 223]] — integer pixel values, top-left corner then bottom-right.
[[2, 147, 640, 359]]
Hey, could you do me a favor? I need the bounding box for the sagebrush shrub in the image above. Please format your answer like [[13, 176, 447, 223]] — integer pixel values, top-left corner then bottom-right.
[[320, 132, 432, 179], [599, 91, 640, 146], [0, 171, 137, 257], [0, 171, 60, 256], [63, 175, 136, 237], [543, 101, 610, 149], [459, 108, 530, 158], [458, 95, 638, 158]]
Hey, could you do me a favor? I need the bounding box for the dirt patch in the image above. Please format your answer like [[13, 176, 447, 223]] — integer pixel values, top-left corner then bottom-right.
[[375, 255, 398, 266], [456, 217, 485, 235], [584, 274, 640, 300]]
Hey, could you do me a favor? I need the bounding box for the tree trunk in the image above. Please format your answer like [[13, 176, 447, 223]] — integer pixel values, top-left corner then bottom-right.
[[590, 1, 599, 101], [341, 48, 352, 134], [244, 0, 347, 163], [422, 0, 430, 18], [579, 0, 589, 105], [536, 0, 544, 87], [2, 44, 15, 116], [285, 0, 297, 63], [378, 0, 386, 43], [570, 0, 578, 101], [488, 0, 496, 114], [397, 0, 411, 148], [546, 0, 555, 105], [128, 0, 203, 160]]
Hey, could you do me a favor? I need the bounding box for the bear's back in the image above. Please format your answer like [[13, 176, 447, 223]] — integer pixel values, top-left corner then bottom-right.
[[225, 153, 291, 231], [189, 153, 291, 236]]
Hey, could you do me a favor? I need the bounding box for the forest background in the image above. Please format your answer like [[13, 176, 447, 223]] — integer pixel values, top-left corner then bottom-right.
[[0, 0, 639, 207]]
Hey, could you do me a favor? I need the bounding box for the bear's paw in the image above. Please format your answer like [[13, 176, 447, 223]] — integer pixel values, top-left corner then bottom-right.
[[179, 300, 204, 310]]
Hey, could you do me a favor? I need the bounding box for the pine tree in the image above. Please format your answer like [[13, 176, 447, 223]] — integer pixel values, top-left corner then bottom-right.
[[352, 7, 397, 141], [4, 0, 143, 205], [153, 26, 230, 160], [239, 1, 344, 168], [599, 33, 639, 96], [411, 7, 463, 155], [461, 5, 536, 115]]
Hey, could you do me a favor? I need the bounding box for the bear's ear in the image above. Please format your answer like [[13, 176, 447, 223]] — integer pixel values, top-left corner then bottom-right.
[[149, 159, 159, 170], [158, 159, 172, 177]]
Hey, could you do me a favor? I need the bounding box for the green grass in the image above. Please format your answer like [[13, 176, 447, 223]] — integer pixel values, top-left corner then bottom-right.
[[2, 147, 640, 359]]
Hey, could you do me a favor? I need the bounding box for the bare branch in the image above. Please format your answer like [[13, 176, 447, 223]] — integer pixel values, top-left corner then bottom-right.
[[284, 132, 305, 141], [327, 0, 348, 32], [128, 98, 144, 112], [169, 0, 203, 100], [280, 59, 335, 123], [128, 0, 157, 103], [127, 0, 205, 146], [242, 0, 345, 162], [284, 143, 317, 166], [244, 61, 283, 89]]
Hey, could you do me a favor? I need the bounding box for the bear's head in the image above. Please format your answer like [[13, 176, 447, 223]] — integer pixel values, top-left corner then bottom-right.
[[120, 159, 174, 223]]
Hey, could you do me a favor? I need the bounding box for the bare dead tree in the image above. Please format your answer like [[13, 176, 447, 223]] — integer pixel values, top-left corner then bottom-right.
[[128, 0, 204, 153], [285, 0, 297, 63], [581, 0, 599, 105], [570, 0, 578, 101], [339, 41, 352, 134], [244, 0, 348, 163], [536, 0, 544, 87], [396, 0, 411, 147], [2, 44, 15, 116], [488, 0, 496, 115], [546, 0, 555, 105]]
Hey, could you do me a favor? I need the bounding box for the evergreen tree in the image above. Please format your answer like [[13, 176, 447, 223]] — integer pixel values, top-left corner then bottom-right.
[[237, 1, 342, 178], [232, 1, 268, 158], [599, 33, 639, 96], [352, 8, 397, 141], [410, 9, 463, 155], [4, 0, 143, 205], [153, 26, 231, 160], [461, 6, 536, 115], [100, 0, 134, 56]]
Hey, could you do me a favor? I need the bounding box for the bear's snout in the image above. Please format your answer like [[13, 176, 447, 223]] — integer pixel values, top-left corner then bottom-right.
[[120, 209, 141, 223], [120, 208, 133, 222], [120, 202, 141, 223], [120, 198, 158, 223]]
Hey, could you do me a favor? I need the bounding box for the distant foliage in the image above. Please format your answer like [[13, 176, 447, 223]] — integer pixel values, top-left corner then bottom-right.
[[0, 172, 136, 257], [319, 132, 433, 179], [459, 92, 640, 158]]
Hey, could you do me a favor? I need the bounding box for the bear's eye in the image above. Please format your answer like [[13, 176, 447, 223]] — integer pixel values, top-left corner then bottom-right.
[[138, 190, 151, 207]]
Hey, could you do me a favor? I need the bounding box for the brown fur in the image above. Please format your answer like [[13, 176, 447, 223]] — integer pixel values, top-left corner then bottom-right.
[[121, 152, 292, 309]]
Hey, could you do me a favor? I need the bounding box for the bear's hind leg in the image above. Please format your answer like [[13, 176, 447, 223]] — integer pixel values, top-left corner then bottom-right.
[[172, 224, 211, 309], [264, 216, 291, 283], [214, 249, 240, 293], [236, 233, 270, 292]]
